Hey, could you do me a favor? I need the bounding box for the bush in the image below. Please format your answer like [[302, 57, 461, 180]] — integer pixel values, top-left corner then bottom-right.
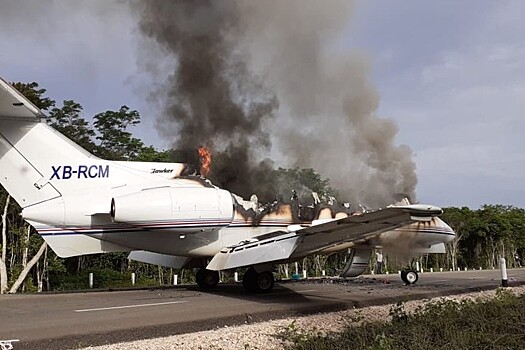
[[286, 289, 525, 350]]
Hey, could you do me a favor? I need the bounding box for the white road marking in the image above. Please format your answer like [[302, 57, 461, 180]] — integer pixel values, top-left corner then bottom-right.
[[75, 300, 188, 312]]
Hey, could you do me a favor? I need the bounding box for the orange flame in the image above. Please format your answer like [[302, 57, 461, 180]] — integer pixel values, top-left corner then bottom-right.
[[198, 146, 212, 177]]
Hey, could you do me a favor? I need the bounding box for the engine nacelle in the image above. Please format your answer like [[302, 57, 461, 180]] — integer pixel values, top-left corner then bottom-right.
[[111, 186, 234, 233]]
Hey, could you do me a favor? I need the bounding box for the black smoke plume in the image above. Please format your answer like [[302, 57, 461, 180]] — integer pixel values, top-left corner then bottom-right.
[[131, 1, 418, 206], [131, 1, 278, 200]]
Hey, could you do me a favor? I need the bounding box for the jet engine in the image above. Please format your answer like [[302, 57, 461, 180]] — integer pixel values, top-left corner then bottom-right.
[[111, 186, 234, 232]]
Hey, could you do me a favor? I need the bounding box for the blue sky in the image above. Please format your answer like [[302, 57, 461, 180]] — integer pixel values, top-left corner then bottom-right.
[[1, 0, 524, 209]]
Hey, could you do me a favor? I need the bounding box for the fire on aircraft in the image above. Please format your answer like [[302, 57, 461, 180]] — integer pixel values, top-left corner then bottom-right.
[[0, 78, 455, 293]]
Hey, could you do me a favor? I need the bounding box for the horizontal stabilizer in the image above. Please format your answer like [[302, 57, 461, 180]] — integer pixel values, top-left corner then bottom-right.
[[128, 251, 191, 269], [207, 232, 301, 271]]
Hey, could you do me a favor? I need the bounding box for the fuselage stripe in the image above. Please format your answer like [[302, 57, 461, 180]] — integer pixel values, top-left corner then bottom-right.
[[36, 223, 291, 236]]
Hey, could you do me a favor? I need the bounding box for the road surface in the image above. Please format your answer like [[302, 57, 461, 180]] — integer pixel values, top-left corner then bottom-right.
[[1, 268, 523, 349]]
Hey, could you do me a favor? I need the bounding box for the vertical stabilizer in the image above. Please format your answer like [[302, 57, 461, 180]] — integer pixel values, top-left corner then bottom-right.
[[0, 121, 64, 207], [0, 78, 92, 207]]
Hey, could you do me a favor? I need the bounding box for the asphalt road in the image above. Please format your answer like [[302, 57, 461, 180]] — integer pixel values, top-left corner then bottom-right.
[[1, 268, 524, 350]]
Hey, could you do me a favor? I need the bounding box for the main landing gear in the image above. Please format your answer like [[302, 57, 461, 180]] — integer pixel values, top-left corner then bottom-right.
[[196, 268, 220, 289], [242, 267, 275, 293], [400, 269, 418, 285], [195, 267, 275, 293]]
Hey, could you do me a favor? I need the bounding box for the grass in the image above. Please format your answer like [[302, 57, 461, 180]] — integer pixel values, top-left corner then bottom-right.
[[282, 288, 525, 350]]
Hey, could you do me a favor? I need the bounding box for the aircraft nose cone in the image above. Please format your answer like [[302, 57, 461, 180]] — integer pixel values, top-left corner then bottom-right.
[[436, 217, 456, 242]]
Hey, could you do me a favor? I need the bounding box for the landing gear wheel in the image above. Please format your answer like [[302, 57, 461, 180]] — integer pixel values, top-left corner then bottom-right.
[[256, 271, 275, 292], [196, 268, 220, 289], [401, 269, 418, 285], [243, 268, 275, 293]]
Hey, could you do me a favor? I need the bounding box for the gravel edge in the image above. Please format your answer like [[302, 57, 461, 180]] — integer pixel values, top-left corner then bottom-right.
[[81, 285, 525, 350]]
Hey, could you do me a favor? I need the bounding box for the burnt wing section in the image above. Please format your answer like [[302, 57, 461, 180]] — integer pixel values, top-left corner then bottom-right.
[[232, 192, 356, 227]]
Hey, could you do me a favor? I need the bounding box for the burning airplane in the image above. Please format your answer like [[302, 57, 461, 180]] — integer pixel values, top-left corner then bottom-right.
[[0, 73, 454, 294]]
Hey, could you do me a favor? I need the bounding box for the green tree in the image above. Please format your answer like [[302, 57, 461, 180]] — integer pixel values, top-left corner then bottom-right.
[[135, 146, 174, 162], [93, 106, 145, 160], [442, 205, 525, 270], [505, 207, 525, 266], [47, 100, 97, 153], [476, 205, 509, 268], [443, 207, 478, 270]]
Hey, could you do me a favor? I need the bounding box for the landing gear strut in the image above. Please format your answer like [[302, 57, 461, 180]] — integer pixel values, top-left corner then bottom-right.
[[196, 268, 220, 289], [400, 269, 418, 285], [242, 267, 275, 293]]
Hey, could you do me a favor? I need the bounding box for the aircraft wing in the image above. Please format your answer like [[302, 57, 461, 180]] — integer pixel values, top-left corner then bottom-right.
[[0, 77, 44, 120], [206, 204, 443, 271]]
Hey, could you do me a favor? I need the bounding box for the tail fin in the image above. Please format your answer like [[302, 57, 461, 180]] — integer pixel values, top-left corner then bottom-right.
[[0, 78, 93, 208]]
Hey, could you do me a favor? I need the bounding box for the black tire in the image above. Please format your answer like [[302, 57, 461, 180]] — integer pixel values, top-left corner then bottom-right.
[[401, 269, 418, 284], [196, 268, 220, 289], [243, 268, 275, 293]]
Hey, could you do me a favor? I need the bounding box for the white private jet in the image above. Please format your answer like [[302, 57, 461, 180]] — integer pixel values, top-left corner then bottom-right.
[[0, 78, 455, 293]]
